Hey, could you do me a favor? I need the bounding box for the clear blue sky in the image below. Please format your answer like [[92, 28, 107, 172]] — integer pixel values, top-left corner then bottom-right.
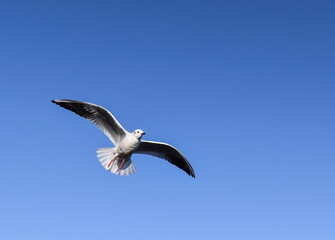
[[1, 0, 334, 239]]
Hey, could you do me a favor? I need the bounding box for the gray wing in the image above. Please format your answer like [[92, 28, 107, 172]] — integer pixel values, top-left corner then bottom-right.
[[52, 99, 127, 145], [134, 140, 195, 178]]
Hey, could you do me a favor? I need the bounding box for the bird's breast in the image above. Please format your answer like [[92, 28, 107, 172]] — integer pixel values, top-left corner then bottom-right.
[[117, 135, 140, 155]]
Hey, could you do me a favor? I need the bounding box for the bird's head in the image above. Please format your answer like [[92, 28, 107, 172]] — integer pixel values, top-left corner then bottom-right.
[[133, 129, 146, 139]]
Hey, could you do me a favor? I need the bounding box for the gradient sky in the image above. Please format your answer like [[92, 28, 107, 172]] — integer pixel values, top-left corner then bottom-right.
[[1, 1, 334, 239]]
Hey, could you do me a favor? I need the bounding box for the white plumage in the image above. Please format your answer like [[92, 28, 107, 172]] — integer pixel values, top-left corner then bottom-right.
[[52, 99, 195, 178]]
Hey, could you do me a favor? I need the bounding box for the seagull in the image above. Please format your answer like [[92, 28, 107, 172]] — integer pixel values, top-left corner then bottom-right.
[[52, 99, 195, 178]]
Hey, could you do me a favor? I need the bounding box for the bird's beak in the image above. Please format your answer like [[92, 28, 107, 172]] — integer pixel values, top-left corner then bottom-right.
[[141, 132, 146, 136]]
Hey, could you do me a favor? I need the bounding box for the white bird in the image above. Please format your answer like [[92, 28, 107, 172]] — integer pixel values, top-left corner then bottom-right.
[[52, 99, 195, 177]]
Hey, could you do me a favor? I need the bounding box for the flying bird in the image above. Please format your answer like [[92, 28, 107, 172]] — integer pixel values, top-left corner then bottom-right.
[[52, 99, 195, 178]]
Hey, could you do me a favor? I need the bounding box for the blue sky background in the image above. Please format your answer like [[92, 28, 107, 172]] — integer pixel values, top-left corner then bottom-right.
[[1, 0, 334, 239]]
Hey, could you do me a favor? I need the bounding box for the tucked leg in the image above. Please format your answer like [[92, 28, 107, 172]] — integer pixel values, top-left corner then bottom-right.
[[117, 160, 125, 172], [107, 155, 118, 168]]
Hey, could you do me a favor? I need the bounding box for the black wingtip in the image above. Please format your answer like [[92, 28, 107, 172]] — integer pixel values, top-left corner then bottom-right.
[[188, 166, 196, 178], [51, 100, 56, 103]]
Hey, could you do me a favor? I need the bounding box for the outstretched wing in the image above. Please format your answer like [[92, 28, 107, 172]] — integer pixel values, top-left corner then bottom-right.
[[134, 140, 195, 178], [52, 99, 127, 145]]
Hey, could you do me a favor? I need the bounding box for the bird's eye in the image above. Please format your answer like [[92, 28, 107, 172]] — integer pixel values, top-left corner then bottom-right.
[[137, 131, 139, 133]]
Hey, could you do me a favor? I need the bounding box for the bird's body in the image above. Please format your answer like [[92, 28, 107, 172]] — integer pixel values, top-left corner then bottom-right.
[[117, 132, 141, 155], [52, 99, 195, 177], [102, 131, 143, 174]]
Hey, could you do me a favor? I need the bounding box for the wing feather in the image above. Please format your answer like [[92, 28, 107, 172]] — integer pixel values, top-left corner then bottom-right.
[[52, 99, 127, 145], [134, 140, 195, 178]]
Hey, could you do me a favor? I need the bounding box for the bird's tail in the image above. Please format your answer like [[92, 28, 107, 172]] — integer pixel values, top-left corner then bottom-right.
[[97, 148, 136, 176]]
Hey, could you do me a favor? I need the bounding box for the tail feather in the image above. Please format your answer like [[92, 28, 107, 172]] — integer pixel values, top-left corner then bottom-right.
[[97, 148, 136, 176]]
